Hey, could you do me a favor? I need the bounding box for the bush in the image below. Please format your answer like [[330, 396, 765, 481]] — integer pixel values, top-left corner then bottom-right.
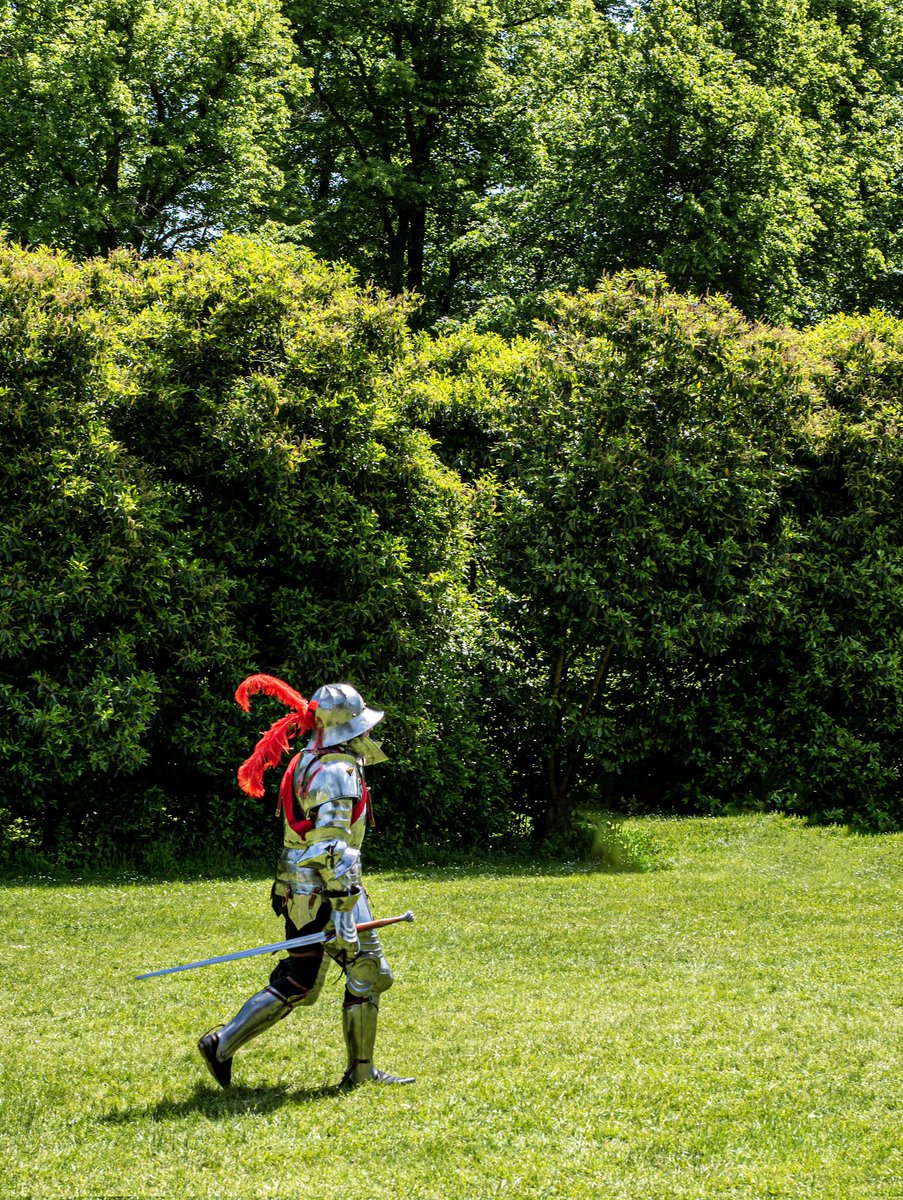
[[406, 274, 903, 834], [699, 313, 903, 831], [0, 238, 505, 858], [4, 246, 902, 862]]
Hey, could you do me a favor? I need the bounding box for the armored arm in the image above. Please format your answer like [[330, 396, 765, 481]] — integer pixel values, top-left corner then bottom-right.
[[288, 751, 367, 953]]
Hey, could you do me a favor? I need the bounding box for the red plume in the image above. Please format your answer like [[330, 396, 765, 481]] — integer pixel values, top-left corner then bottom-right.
[[235, 673, 308, 713], [234, 674, 317, 798], [237, 711, 306, 797]]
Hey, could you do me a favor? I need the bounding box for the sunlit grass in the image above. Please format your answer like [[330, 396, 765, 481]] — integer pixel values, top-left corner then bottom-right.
[[0, 815, 900, 1198]]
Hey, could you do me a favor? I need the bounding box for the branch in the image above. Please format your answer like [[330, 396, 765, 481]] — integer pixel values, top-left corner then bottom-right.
[[346, 44, 394, 158], [581, 643, 614, 718], [311, 74, 371, 163], [544, 647, 566, 801], [550, 647, 565, 698], [501, 9, 559, 29], [149, 80, 167, 125]]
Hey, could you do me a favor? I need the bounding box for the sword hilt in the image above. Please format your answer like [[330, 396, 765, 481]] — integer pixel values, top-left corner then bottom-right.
[[355, 910, 415, 932]]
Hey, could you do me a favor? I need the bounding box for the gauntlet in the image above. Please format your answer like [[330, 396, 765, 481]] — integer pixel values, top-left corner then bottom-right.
[[331, 907, 360, 956]]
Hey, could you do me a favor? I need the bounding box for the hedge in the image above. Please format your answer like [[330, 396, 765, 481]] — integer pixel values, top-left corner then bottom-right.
[[2, 242, 902, 864]]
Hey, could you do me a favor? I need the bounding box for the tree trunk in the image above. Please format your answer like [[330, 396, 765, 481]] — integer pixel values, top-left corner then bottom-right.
[[382, 208, 409, 294], [533, 776, 572, 845], [530, 648, 569, 843], [532, 644, 615, 844], [406, 201, 426, 293]]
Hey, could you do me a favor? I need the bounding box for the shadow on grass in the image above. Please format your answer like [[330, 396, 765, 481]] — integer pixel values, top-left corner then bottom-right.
[[102, 1080, 341, 1124], [0, 811, 663, 885], [0, 853, 640, 888]]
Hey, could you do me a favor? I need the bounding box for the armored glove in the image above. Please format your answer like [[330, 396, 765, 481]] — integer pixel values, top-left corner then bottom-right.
[[326, 884, 361, 955], [331, 906, 360, 956]]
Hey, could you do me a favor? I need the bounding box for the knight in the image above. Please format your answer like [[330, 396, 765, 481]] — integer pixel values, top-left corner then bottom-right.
[[197, 675, 415, 1089]]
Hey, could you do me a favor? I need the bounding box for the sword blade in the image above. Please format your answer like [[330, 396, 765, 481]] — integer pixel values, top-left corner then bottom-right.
[[135, 910, 415, 980], [135, 929, 329, 979]]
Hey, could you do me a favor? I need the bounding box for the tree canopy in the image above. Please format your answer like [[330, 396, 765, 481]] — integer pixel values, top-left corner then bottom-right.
[[3, 0, 901, 323], [0, 0, 302, 256], [463, 0, 903, 325]]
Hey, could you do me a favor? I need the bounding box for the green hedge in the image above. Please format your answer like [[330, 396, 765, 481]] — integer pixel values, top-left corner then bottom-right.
[[2, 243, 902, 864], [0, 239, 504, 861], [409, 277, 903, 833]]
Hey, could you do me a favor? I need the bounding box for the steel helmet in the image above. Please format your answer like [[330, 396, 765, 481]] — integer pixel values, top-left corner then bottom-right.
[[308, 682, 384, 748]]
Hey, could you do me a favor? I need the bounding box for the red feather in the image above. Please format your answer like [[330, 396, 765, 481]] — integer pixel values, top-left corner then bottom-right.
[[237, 712, 301, 797], [234, 674, 319, 797], [235, 673, 308, 713], [232, 676, 317, 796]]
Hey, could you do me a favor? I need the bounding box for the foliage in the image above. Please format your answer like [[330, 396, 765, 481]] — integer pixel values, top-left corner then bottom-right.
[[586, 812, 661, 872], [409, 274, 903, 833], [1, 0, 900, 327], [412, 273, 802, 833], [0, 0, 302, 256], [4, 235, 903, 850], [463, 0, 903, 327], [707, 312, 903, 830], [274, 0, 589, 322], [0, 237, 503, 855], [631, 311, 903, 832], [0, 243, 244, 852]]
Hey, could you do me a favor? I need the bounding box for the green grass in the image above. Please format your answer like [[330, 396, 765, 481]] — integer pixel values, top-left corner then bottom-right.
[[0, 814, 900, 1199]]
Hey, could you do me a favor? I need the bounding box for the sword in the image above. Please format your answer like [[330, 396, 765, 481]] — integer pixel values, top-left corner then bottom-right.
[[135, 910, 415, 980]]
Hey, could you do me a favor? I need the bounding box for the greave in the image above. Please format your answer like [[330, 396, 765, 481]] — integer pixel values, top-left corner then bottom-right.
[[216, 986, 293, 1060], [342, 998, 379, 1079], [341, 999, 415, 1087]]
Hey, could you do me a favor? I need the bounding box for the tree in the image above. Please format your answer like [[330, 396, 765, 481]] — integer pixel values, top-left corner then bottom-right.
[[277, 0, 594, 321], [679, 0, 903, 316], [466, 0, 903, 326], [0, 0, 302, 256]]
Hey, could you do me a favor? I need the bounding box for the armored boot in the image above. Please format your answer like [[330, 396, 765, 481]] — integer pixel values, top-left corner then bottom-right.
[[198, 987, 293, 1088], [339, 998, 415, 1088]]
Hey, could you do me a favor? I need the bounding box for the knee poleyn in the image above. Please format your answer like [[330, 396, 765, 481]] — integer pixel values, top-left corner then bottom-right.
[[346, 953, 393, 1000]]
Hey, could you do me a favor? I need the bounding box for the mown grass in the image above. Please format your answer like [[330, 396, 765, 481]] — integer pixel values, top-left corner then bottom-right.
[[0, 814, 900, 1199]]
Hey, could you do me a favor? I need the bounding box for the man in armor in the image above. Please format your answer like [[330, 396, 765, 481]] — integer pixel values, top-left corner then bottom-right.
[[198, 675, 415, 1089]]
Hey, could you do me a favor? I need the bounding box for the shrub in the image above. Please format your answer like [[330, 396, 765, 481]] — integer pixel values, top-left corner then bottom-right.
[[407, 274, 903, 834], [0, 239, 503, 857]]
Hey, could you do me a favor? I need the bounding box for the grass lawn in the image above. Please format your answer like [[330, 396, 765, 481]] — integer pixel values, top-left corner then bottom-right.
[[0, 814, 900, 1199]]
